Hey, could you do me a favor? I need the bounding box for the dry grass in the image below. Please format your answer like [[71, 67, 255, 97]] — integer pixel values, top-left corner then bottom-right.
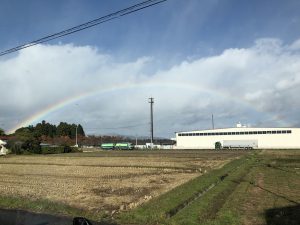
[[239, 150, 300, 225], [0, 150, 242, 215]]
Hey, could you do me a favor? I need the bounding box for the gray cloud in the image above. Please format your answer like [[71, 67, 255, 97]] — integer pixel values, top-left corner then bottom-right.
[[1, 38, 300, 137]]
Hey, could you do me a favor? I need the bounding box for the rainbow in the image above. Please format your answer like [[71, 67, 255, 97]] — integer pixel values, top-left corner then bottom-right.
[[8, 82, 286, 133]]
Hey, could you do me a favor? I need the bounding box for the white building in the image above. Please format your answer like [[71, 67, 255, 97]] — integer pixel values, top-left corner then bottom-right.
[[175, 125, 300, 149], [0, 139, 8, 155], [135, 143, 174, 150]]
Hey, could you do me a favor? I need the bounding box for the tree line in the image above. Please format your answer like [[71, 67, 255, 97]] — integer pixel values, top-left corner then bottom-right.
[[1, 121, 85, 154], [15, 120, 85, 138]]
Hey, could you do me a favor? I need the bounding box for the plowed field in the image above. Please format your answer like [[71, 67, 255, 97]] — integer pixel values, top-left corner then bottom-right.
[[0, 150, 245, 215]]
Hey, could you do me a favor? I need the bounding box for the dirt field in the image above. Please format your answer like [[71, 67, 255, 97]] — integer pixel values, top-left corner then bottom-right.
[[0, 150, 245, 215]]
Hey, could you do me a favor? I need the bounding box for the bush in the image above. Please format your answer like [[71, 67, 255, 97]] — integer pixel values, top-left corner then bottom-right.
[[7, 133, 41, 154], [9, 141, 24, 155], [41, 146, 81, 154], [63, 146, 72, 153], [20, 138, 41, 154]]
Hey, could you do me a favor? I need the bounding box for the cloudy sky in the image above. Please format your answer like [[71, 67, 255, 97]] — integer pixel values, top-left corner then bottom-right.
[[0, 0, 300, 138]]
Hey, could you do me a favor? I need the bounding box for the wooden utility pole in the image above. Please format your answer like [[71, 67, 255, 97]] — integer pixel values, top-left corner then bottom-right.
[[148, 97, 154, 148]]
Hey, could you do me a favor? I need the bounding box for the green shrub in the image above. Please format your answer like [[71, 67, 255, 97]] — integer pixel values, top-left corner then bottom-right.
[[41, 146, 81, 154], [41, 146, 62, 154], [9, 141, 24, 155], [63, 146, 72, 153]]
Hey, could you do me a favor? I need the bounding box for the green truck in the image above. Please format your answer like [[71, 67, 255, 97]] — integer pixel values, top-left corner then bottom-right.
[[115, 142, 134, 150], [100, 143, 115, 150], [100, 142, 134, 150]]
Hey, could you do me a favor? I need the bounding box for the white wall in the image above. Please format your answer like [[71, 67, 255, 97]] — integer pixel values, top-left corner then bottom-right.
[[176, 128, 300, 149]]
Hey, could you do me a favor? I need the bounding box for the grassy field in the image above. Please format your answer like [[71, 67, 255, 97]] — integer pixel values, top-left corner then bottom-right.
[[0, 149, 298, 225], [0, 150, 245, 221], [117, 149, 300, 225]]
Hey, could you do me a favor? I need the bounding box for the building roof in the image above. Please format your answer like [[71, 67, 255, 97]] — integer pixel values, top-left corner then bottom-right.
[[176, 127, 299, 133]]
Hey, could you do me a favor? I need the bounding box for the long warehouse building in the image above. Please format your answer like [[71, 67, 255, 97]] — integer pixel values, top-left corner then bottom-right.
[[175, 125, 300, 149]]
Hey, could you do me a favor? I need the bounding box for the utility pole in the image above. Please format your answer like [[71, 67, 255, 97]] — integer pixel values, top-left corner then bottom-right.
[[135, 134, 138, 146], [148, 97, 154, 148], [75, 125, 78, 147], [212, 114, 215, 130]]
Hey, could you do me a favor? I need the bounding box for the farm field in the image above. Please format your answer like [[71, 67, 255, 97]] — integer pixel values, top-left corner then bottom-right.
[[0, 150, 246, 220], [1, 149, 297, 225], [118, 149, 300, 225]]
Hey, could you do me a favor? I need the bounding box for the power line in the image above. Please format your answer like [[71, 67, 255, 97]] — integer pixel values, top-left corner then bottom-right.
[[0, 0, 167, 57]]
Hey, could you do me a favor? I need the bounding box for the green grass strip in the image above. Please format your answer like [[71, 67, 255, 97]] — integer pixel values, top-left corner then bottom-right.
[[117, 154, 254, 225], [170, 155, 255, 225]]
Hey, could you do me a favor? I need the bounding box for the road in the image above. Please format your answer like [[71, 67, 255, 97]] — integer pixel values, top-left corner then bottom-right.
[[0, 208, 111, 225]]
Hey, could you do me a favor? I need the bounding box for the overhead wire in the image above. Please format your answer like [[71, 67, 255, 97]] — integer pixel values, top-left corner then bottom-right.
[[0, 0, 167, 57]]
